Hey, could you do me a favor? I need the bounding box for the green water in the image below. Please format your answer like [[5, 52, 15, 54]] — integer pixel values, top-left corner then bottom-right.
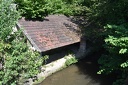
[[39, 56, 116, 85]]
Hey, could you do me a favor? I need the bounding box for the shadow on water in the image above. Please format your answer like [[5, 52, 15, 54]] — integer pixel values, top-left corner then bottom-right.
[[76, 53, 117, 85], [39, 46, 117, 85]]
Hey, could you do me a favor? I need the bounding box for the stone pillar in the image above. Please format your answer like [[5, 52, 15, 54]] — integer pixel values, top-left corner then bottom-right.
[[75, 36, 86, 59]]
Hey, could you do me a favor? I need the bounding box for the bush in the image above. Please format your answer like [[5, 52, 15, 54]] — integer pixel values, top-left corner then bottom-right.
[[82, 0, 128, 85], [14, 0, 85, 19], [0, 0, 19, 40], [98, 24, 128, 85], [0, 0, 46, 84]]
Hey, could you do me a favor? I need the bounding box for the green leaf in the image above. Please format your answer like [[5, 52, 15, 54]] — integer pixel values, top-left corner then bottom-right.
[[121, 61, 128, 68], [119, 49, 127, 54]]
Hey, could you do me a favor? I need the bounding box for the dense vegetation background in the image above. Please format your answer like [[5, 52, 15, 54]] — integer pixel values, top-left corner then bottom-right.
[[14, 0, 85, 19], [0, 0, 46, 84], [84, 1, 128, 85], [82, 1, 128, 85], [0, 0, 127, 85]]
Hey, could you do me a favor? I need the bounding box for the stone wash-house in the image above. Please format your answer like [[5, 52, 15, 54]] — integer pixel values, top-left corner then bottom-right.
[[16, 15, 81, 55]]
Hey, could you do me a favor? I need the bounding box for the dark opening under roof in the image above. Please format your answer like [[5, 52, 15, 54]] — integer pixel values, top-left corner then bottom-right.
[[17, 15, 80, 52]]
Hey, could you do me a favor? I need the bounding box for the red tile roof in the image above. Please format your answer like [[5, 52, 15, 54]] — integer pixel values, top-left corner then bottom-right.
[[17, 15, 80, 52]]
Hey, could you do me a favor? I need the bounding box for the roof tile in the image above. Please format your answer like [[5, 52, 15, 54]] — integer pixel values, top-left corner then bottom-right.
[[18, 15, 80, 52]]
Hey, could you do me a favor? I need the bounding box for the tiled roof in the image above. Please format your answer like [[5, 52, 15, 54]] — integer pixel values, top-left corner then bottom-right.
[[17, 15, 80, 52]]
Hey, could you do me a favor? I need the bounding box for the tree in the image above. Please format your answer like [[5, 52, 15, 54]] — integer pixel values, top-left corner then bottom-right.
[[14, 0, 84, 19], [0, 0, 46, 84], [82, 0, 128, 85]]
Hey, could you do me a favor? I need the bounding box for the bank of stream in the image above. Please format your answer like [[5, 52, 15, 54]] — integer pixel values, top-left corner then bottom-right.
[[38, 52, 116, 85]]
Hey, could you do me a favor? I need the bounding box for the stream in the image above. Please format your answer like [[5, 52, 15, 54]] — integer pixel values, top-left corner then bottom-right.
[[39, 52, 116, 85]]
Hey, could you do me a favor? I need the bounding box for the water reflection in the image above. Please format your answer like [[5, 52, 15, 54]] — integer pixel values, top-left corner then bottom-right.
[[39, 55, 116, 85]]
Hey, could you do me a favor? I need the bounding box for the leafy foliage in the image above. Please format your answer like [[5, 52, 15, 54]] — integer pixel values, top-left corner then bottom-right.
[[0, 0, 19, 40], [0, 0, 46, 84], [98, 24, 128, 85], [83, 0, 128, 25], [14, 0, 85, 19], [82, 0, 128, 85], [64, 54, 78, 67], [0, 37, 43, 85]]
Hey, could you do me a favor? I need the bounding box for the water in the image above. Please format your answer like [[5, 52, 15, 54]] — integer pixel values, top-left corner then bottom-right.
[[39, 55, 116, 85]]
